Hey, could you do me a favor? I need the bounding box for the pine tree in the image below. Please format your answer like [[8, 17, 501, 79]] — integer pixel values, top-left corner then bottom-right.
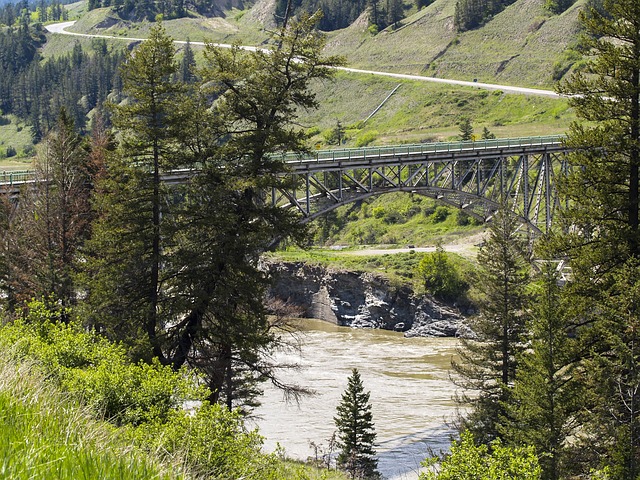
[[178, 39, 196, 83], [458, 117, 474, 141], [504, 258, 582, 480], [552, 0, 640, 476], [453, 205, 530, 444], [82, 22, 183, 360], [4, 108, 91, 313], [334, 368, 379, 479], [481, 126, 495, 140], [164, 12, 342, 411]]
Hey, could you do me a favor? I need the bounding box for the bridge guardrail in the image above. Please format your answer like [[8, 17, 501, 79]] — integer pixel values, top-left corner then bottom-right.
[[277, 134, 566, 164], [1, 135, 567, 186], [0, 170, 35, 186]]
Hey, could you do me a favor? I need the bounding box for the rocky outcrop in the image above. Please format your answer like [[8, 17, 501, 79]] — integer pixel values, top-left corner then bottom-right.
[[266, 261, 469, 337]]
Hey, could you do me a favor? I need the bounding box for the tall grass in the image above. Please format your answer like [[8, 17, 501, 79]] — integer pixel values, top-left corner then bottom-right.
[[0, 359, 189, 480]]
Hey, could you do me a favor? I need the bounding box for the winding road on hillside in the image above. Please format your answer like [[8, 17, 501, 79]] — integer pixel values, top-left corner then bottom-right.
[[45, 21, 561, 98]]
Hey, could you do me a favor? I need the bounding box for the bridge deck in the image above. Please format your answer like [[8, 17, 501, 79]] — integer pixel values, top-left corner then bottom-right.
[[0, 135, 565, 187]]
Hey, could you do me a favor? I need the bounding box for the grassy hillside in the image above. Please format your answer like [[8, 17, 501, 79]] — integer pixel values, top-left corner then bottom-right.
[[324, 0, 584, 88], [307, 191, 485, 247], [0, 359, 188, 480], [0, 116, 35, 171], [304, 70, 574, 146], [55, 0, 584, 89]]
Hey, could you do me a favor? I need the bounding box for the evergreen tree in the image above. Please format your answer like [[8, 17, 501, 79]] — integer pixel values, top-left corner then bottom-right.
[[165, 12, 343, 411], [178, 39, 196, 83], [386, 0, 403, 29], [4, 109, 91, 313], [553, 0, 640, 476], [82, 22, 183, 360], [82, 14, 342, 412], [481, 126, 495, 139], [453, 205, 530, 444], [334, 368, 379, 479], [504, 258, 582, 480], [458, 117, 474, 141]]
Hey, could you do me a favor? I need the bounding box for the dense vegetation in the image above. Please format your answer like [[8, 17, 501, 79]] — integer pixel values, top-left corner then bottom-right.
[[0, 300, 350, 479], [0, 17, 125, 148], [442, 0, 640, 478], [0, 12, 355, 479]]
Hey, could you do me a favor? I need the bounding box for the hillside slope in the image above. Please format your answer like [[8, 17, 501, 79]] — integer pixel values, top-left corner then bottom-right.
[[63, 0, 583, 88], [324, 0, 583, 87]]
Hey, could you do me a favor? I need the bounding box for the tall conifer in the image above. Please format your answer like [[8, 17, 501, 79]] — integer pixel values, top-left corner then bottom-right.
[[453, 205, 530, 444], [334, 368, 379, 479]]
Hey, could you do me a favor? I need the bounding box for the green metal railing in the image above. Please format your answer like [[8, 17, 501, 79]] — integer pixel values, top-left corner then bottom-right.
[[276, 135, 565, 163], [0, 170, 34, 186], [0, 135, 567, 186]]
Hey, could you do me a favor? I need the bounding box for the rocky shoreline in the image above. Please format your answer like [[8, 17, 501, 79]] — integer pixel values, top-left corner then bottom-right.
[[266, 261, 472, 338]]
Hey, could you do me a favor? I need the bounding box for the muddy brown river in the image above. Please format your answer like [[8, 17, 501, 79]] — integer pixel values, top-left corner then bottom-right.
[[251, 319, 460, 479]]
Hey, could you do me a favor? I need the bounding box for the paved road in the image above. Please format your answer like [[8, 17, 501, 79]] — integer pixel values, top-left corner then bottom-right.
[[45, 21, 561, 98]]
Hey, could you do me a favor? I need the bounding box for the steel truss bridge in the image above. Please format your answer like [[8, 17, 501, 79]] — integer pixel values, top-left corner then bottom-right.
[[273, 135, 568, 234], [1, 135, 569, 234]]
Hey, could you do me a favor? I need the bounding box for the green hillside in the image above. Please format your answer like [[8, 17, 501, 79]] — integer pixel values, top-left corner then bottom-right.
[[325, 0, 583, 88]]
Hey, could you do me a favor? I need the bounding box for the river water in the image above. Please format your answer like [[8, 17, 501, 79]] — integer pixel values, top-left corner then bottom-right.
[[250, 319, 460, 480]]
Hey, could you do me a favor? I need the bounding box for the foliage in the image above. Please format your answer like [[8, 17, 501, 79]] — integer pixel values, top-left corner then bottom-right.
[[274, 0, 369, 32], [0, 359, 187, 480], [3, 110, 93, 313], [503, 258, 582, 480], [82, 15, 343, 413], [416, 245, 468, 301], [552, 0, 640, 476], [458, 117, 473, 141], [0, 301, 317, 479], [0, 22, 125, 141], [454, 0, 517, 32], [544, 0, 576, 14], [0, 302, 203, 427], [132, 402, 284, 479], [453, 205, 530, 444], [334, 368, 379, 479], [420, 431, 541, 480]]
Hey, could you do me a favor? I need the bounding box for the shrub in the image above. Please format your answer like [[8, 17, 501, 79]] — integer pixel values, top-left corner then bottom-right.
[[1, 309, 202, 426], [355, 130, 378, 147], [132, 402, 283, 479], [416, 247, 467, 300], [0, 300, 290, 479], [420, 431, 541, 479], [5, 145, 16, 157], [431, 205, 450, 223], [372, 206, 386, 218]]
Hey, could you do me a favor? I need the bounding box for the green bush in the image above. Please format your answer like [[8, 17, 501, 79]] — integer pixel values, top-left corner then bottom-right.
[[416, 247, 467, 300], [0, 300, 296, 479], [372, 206, 386, 218], [355, 130, 378, 147], [1, 309, 202, 426], [132, 403, 282, 479], [420, 431, 541, 479], [430, 205, 450, 223]]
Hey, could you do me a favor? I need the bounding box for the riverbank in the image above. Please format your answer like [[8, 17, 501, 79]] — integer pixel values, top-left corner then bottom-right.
[[266, 260, 473, 338]]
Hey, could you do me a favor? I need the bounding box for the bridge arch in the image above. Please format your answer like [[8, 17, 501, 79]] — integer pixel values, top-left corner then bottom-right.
[[272, 135, 569, 235]]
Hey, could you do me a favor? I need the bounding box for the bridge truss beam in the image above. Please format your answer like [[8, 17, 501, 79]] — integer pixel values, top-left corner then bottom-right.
[[273, 144, 568, 234]]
